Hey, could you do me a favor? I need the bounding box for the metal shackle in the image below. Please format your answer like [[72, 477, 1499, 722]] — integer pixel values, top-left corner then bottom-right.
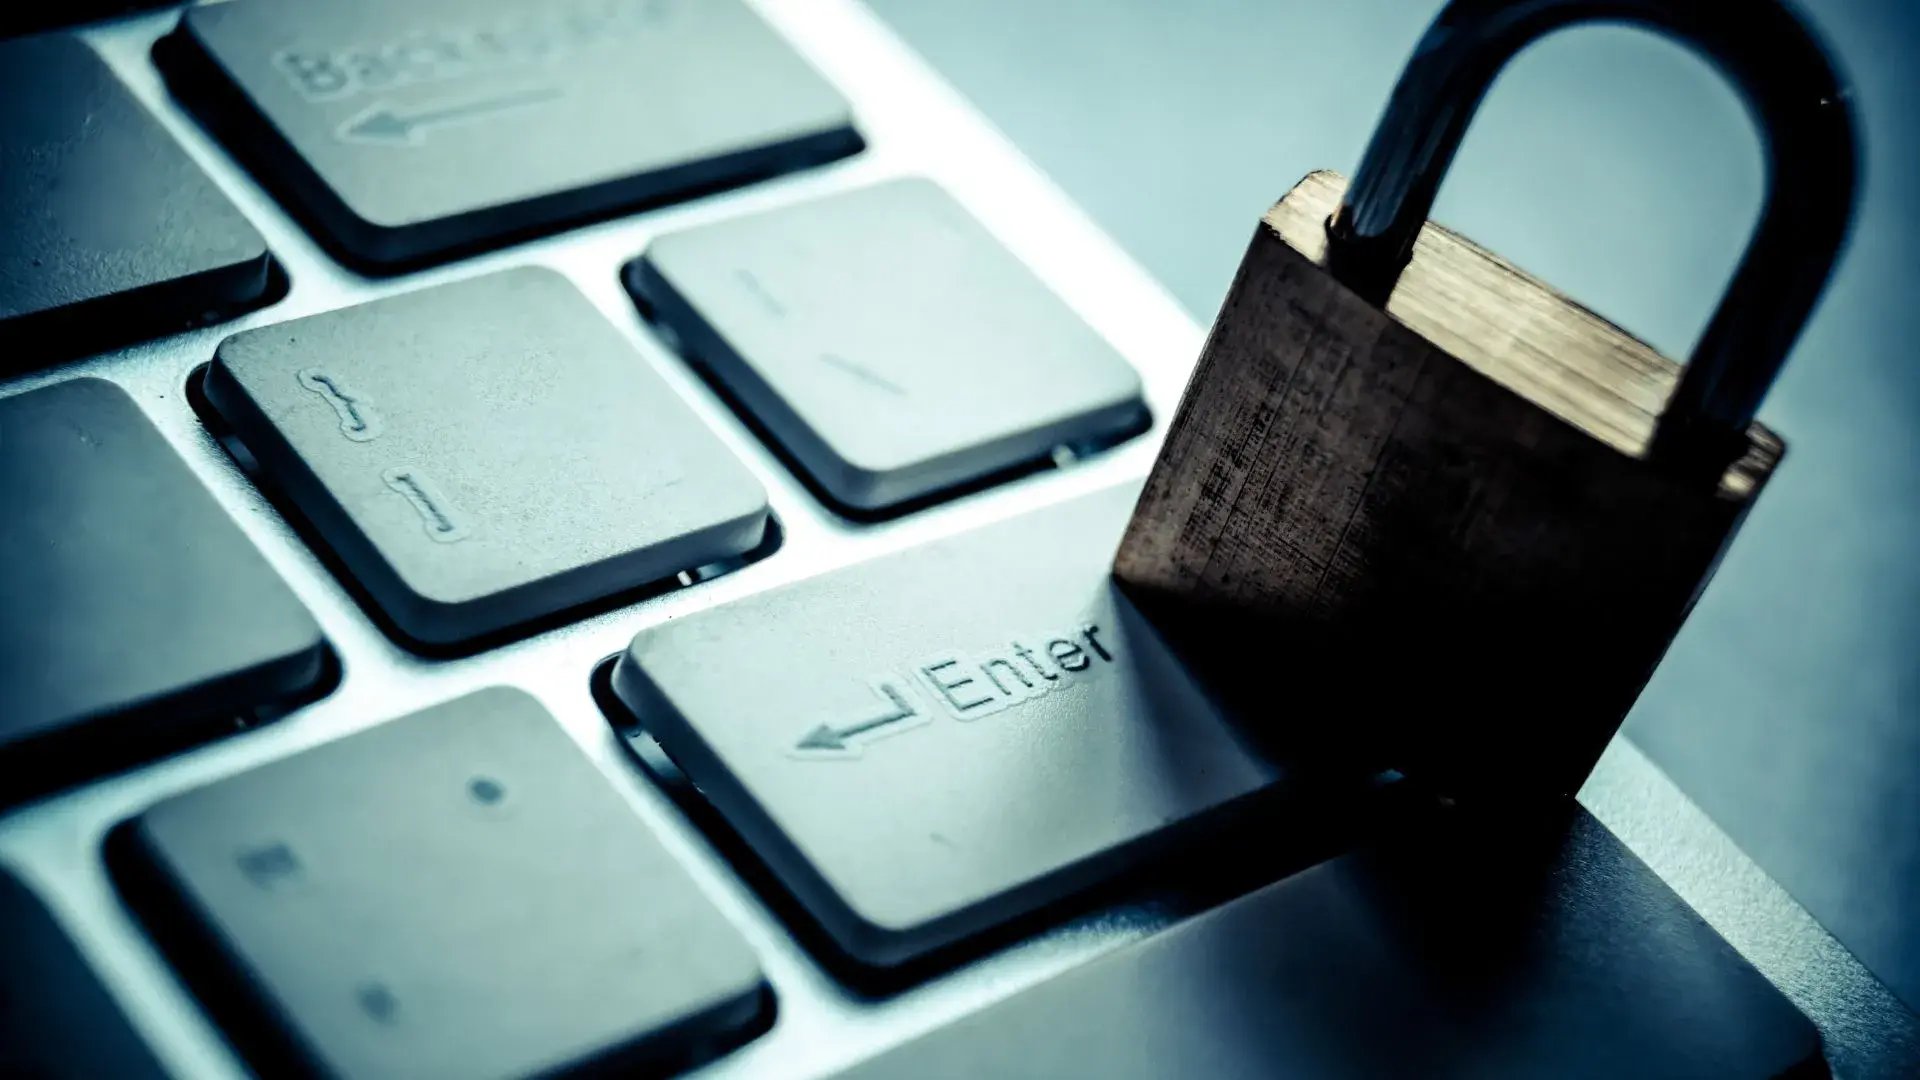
[[1324, 0, 1859, 472]]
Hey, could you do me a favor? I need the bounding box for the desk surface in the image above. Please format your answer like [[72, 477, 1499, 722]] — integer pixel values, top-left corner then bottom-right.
[[867, 0, 1920, 1016]]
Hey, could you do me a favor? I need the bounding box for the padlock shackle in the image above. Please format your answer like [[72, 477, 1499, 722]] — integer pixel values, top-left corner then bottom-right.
[[1325, 0, 1859, 472]]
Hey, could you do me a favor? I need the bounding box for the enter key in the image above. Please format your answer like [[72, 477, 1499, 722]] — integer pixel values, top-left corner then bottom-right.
[[611, 484, 1381, 972]]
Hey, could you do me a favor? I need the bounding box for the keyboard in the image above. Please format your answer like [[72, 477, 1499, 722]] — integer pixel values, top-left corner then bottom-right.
[[3, 1, 1914, 1077]]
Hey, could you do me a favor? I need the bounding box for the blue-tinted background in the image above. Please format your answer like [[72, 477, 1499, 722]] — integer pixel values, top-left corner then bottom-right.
[[868, 0, 1920, 1011]]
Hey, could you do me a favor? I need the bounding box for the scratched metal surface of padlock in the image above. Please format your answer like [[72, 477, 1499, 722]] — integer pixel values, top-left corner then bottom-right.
[[1115, 0, 1859, 802]]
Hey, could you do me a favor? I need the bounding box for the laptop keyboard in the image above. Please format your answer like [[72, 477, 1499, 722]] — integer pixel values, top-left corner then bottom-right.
[[0, 1, 1848, 1077]]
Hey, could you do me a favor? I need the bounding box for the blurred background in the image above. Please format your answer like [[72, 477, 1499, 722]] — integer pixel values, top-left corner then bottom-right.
[[867, 0, 1920, 1012]]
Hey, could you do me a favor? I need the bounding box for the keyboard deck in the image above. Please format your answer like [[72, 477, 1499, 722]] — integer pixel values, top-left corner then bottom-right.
[[2, 1, 1915, 1077]]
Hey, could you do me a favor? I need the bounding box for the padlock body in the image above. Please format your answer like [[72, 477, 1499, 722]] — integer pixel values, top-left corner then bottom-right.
[[1115, 171, 1783, 802]]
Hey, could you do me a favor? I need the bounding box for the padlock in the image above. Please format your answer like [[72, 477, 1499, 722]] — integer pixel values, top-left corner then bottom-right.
[[1114, 0, 1858, 802]]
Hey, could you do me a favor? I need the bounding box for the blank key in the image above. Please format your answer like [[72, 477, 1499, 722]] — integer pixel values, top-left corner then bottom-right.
[[1, 868, 169, 1078], [1, 34, 275, 366], [630, 179, 1146, 511], [0, 378, 328, 799]]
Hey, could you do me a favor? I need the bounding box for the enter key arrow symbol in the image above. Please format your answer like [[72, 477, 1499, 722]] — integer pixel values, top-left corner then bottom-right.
[[794, 679, 925, 758], [338, 86, 564, 146]]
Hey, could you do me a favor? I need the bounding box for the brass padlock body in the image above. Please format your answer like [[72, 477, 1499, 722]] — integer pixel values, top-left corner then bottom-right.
[[1115, 171, 1783, 801]]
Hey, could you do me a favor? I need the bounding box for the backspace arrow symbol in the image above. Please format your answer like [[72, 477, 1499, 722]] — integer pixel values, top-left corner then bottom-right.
[[794, 679, 924, 757], [337, 85, 564, 146]]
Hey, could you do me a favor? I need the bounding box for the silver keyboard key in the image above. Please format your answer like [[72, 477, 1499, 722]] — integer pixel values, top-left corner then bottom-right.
[[630, 180, 1146, 511], [612, 484, 1320, 970], [1, 378, 328, 799], [159, 0, 860, 268], [1, 34, 275, 367], [1, 868, 170, 1078], [204, 268, 769, 647], [119, 688, 769, 1079]]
